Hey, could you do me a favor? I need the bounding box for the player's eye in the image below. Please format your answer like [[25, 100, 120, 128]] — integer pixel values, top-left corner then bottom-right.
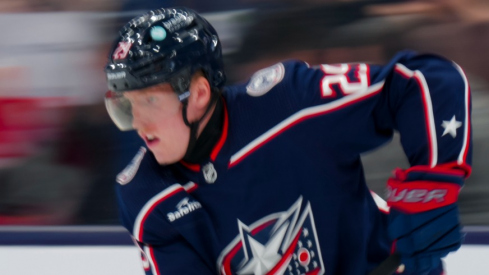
[[146, 96, 157, 105]]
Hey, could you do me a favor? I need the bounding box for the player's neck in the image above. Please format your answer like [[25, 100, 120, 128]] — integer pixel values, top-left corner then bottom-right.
[[182, 97, 224, 164]]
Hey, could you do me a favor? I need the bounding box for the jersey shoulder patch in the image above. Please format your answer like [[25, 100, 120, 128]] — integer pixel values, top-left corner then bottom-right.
[[246, 62, 285, 97], [117, 147, 147, 185]]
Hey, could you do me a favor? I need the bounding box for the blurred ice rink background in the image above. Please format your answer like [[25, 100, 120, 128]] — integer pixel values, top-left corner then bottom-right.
[[0, 243, 487, 274], [0, 0, 488, 274]]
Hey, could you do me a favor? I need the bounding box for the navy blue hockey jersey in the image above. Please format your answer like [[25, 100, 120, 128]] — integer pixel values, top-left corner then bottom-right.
[[115, 51, 472, 275]]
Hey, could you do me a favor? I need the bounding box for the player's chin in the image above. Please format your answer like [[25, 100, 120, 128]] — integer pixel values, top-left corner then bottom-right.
[[152, 149, 183, 166]]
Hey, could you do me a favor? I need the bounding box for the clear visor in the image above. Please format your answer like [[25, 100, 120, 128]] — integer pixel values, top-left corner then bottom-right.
[[104, 90, 134, 131]]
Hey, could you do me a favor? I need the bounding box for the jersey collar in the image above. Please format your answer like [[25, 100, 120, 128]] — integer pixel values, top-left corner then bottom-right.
[[179, 98, 229, 171]]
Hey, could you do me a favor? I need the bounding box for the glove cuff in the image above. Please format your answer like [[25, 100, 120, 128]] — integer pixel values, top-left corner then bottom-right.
[[387, 167, 463, 214]]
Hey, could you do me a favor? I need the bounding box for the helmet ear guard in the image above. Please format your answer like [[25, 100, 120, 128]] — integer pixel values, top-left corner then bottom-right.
[[169, 66, 192, 100]]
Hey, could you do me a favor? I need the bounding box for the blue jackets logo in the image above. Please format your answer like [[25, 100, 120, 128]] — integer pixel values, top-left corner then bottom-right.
[[217, 197, 325, 275], [167, 197, 202, 222]]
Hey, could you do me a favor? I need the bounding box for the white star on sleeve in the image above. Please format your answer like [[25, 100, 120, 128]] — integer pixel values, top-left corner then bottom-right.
[[441, 115, 462, 138]]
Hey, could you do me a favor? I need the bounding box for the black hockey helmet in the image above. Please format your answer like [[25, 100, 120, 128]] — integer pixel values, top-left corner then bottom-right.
[[105, 7, 226, 130]]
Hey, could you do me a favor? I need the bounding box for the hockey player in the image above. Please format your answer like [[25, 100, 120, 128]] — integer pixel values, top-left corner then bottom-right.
[[104, 7, 472, 275]]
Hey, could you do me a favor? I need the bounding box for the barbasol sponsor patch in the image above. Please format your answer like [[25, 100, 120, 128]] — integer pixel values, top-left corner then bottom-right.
[[246, 63, 285, 97], [167, 197, 202, 222], [117, 147, 147, 185]]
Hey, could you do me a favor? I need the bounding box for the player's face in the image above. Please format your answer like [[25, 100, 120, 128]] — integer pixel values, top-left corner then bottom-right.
[[124, 84, 189, 165]]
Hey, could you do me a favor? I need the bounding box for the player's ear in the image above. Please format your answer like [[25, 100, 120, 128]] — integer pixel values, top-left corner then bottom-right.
[[188, 71, 211, 111]]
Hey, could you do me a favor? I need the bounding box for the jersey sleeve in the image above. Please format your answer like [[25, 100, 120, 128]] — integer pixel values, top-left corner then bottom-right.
[[280, 52, 472, 174], [382, 54, 472, 172], [380, 54, 472, 216], [233, 52, 471, 174]]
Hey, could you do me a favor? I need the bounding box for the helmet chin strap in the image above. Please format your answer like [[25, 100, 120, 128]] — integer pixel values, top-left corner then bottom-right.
[[181, 90, 219, 161]]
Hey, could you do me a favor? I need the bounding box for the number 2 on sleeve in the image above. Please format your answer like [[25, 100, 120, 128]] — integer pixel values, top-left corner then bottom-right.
[[320, 64, 370, 98]]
